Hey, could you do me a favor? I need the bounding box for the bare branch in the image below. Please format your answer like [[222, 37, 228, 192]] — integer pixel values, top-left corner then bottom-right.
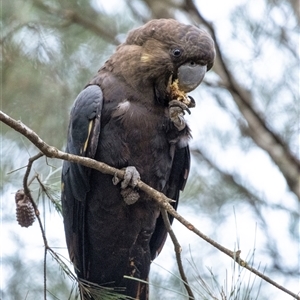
[[192, 148, 300, 217], [21, 152, 85, 299], [161, 208, 195, 299], [22, 152, 48, 299], [2, 110, 299, 299]]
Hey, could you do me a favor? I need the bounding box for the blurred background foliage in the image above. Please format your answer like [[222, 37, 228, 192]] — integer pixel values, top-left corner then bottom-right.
[[1, 0, 299, 299]]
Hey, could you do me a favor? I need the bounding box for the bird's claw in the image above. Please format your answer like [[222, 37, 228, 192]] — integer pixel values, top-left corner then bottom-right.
[[112, 166, 140, 188], [187, 96, 196, 108], [168, 100, 190, 131], [112, 166, 141, 205], [169, 100, 191, 115]]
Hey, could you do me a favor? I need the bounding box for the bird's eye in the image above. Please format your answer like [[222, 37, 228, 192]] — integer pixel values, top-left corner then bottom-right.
[[189, 61, 196, 66], [172, 49, 182, 57]]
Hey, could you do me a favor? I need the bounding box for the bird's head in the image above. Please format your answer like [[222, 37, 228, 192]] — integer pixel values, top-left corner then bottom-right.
[[108, 19, 215, 104]]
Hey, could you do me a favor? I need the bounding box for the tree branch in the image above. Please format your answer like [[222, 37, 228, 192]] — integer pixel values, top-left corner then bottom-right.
[[21, 151, 99, 299], [181, 0, 300, 201], [161, 208, 195, 299], [33, 0, 119, 45], [22, 152, 48, 299], [1, 110, 299, 300]]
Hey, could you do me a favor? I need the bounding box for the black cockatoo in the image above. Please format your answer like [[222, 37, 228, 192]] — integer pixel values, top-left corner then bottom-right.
[[62, 19, 215, 299]]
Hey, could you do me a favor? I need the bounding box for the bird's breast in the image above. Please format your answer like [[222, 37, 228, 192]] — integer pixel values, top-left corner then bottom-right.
[[98, 99, 174, 191]]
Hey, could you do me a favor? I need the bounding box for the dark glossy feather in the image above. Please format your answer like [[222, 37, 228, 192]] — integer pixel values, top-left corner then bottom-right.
[[62, 18, 215, 300]]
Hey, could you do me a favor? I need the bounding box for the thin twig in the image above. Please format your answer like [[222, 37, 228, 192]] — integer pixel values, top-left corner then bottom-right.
[[44, 247, 47, 300], [1, 110, 299, 300], [158, 201, 300, 300], [23, 152, 44, 198], [22, 151, 48, 299], [161, 208, 195, 299], [22, 151, 80, 298]]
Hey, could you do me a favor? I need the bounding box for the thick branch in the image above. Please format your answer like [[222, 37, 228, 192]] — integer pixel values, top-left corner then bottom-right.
[[1, 110, 299, 300], [181, 0, 300, 200]]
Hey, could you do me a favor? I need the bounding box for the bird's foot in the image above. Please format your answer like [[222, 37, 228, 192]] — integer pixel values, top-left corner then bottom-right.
[[168, 100, 191, 131], [112, 166, 140, 188], [112, 166, 140, 205]]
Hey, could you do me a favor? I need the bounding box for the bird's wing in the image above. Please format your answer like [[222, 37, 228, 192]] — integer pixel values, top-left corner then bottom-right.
[[149, 145, 190, 260], [61, 85, 103, 277]]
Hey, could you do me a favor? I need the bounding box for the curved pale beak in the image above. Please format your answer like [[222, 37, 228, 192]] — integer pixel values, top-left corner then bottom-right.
[[177, 63, 207, 92]]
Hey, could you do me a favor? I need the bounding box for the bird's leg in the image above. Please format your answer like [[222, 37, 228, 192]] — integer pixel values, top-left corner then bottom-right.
[[168, 99, 191, 131], [112, 166, 141, 205]]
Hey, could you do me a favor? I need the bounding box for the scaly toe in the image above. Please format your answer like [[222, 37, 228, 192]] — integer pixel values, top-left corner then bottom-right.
[[121, 166, 141, 189]]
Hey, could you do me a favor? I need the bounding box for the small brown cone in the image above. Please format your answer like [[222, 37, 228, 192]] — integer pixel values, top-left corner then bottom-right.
[[15, 189, 35, 227]]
